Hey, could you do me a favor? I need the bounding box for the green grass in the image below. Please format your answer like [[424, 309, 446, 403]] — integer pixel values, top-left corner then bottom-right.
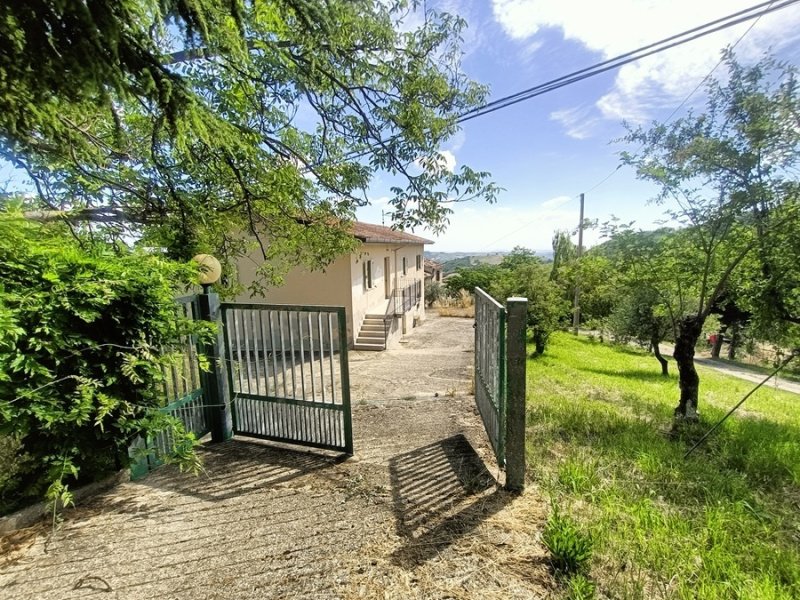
[[526, 332, 800, 600]]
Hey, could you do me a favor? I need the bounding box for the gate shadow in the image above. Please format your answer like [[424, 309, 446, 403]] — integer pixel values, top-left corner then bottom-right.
[[136, 438, 345, 502], [388, 434, 512, 568]]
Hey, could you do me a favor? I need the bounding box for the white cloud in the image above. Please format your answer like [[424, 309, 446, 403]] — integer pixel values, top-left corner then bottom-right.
[[438, 150, 458, 173], [549, 106, 599, 139], [420, 198, 586, 252], [413, 150, 458, 173], [492, 1, 800, 126]]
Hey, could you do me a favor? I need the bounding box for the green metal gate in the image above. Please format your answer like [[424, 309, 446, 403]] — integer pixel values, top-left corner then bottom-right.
[[221, 303, 353, 454], [130, 296, 212, 479], [474, 287, 506, 466]]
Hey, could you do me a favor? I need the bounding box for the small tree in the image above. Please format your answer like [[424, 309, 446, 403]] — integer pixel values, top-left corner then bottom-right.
[[609, 286, 672, 376], [425, 281, 444, 307], [621, 52, 800, 420], [492, 250, 567, 354]]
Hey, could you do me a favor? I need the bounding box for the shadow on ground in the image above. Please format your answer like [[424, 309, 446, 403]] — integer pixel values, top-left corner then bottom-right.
[[134, 438, 346, 503], [583, 367, 675, 383], [389, 434, 512, 567]]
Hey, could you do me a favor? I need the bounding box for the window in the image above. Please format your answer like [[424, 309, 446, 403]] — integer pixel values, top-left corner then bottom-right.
[[402, 257, 407, 275], [416, 254, 422, 270], [363, 260, 373, 290]]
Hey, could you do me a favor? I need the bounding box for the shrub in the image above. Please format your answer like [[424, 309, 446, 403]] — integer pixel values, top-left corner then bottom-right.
[[542, 505, 594, 574], [425, 281, 443, 307], [0, 212, 211, 515]]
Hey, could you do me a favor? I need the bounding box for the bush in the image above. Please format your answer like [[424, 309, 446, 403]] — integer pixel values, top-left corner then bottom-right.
[[542, 505, 594, 574], [0, 212, 211, 515], [425, 281, 444, 307]]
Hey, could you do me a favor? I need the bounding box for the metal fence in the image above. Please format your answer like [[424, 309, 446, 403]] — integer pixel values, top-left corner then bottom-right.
[[394, 280, 422, 315], [474, 287, 506, 467], [130, 296, 211, 479]]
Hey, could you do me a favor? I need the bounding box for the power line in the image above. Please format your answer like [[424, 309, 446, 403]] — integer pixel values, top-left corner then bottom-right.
[[458, 0, 798, 123], [663, 3, 770, 125], [322, 0, 799, 169]]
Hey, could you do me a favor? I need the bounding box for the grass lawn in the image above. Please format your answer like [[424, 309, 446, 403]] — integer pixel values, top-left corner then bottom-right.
[[526, 332, 800, 599]]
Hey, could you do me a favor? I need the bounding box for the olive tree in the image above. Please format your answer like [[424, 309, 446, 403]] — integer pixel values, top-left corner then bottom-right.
[[622, 52, 800, 420]]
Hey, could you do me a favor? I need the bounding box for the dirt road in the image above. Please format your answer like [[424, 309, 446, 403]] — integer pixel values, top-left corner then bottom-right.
[[0, 313, 550, 600]]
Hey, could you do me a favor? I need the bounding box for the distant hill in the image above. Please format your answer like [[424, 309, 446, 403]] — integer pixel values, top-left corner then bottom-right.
[[426, 250, 554, 275]]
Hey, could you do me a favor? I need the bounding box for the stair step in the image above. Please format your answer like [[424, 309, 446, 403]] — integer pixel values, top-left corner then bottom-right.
[[353, 343, 384, 351], [356, 334, 383, 344]]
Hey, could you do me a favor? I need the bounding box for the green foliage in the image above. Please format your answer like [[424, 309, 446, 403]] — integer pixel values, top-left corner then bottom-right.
[[565, 574, 596, 600], [3, 1, 498, 290], [542, 505, 594, 574], [551, 230, 576, 281], [621, 52, 800, 416], [527, 332, 800, 598], [608, 286, 671, 346], [445, 247, 567, 353], [445, 264, 499, 295], [0, 212, 211, 514], [491, 249, 568, 354], [425, 281, 444, 307]]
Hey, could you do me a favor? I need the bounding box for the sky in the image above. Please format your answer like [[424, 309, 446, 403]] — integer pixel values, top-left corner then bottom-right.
[[355, 0, 800, 253], [4, 1, 800, 255]]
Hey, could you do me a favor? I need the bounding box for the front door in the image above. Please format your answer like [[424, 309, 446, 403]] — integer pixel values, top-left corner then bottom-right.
[[384, 256, 392, 299]]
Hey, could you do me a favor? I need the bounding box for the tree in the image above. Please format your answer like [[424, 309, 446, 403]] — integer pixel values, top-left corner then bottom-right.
[[550, 230, 576, 280], [2, 1, 497, 287], [622, 52, 800, 420], [598, 226, 676, 375], [609, 286, 672, 376], [491, 249, 567, 354], [445, 264, 499, 295]]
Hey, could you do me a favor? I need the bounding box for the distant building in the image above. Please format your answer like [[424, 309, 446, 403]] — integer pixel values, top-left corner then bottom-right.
[[424, 258, 443, 285]]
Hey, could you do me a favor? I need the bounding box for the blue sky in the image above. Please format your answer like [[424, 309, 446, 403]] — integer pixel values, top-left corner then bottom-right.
[[357, 0, 800, 252], [4, 1, 800, 255]]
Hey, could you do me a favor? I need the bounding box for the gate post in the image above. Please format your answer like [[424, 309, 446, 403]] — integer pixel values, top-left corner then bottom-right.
[[505, 297, 528, 492], [196, 291, 233, 442]]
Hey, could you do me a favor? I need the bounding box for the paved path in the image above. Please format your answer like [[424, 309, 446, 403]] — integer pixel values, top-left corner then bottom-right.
[[657, 344, 800, 395], [1, 314, 547, 599]]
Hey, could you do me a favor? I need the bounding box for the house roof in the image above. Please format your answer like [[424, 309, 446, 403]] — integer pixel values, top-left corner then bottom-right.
[[352, 221, 433, 245]]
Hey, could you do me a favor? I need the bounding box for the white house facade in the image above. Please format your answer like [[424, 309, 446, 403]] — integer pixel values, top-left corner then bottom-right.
[[236, 222, 431, 350]]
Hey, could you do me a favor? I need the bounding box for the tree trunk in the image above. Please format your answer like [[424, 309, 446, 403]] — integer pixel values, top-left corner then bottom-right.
[[727, 325, 740, 360], [711, 328, 725, 358], [650, 333, 669, 376], [673, 315, 704, 420]]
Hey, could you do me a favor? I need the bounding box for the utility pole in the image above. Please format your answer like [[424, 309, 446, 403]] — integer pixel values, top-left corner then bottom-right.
[[572, 193, 585, 335]]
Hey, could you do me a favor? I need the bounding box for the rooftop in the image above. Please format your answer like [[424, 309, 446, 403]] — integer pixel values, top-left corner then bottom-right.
[[352, 221, 433, 245]]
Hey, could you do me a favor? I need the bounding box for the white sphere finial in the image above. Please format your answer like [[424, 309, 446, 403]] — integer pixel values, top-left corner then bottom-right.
[[192, 254, 222, 285]]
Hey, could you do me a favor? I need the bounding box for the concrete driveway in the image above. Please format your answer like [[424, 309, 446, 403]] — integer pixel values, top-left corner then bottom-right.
[[1, 314, 548, 600]]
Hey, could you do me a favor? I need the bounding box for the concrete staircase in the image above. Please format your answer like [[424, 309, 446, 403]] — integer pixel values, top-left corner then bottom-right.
[[354, 314, 388, 351]]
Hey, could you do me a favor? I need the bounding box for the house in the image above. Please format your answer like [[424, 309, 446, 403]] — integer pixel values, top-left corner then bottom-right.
[[424, 258, 443, 285], [236, 221, 432, 350]]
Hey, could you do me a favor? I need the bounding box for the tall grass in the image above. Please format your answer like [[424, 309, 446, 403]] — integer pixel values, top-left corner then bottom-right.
[[527, 332, 800, 599]]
